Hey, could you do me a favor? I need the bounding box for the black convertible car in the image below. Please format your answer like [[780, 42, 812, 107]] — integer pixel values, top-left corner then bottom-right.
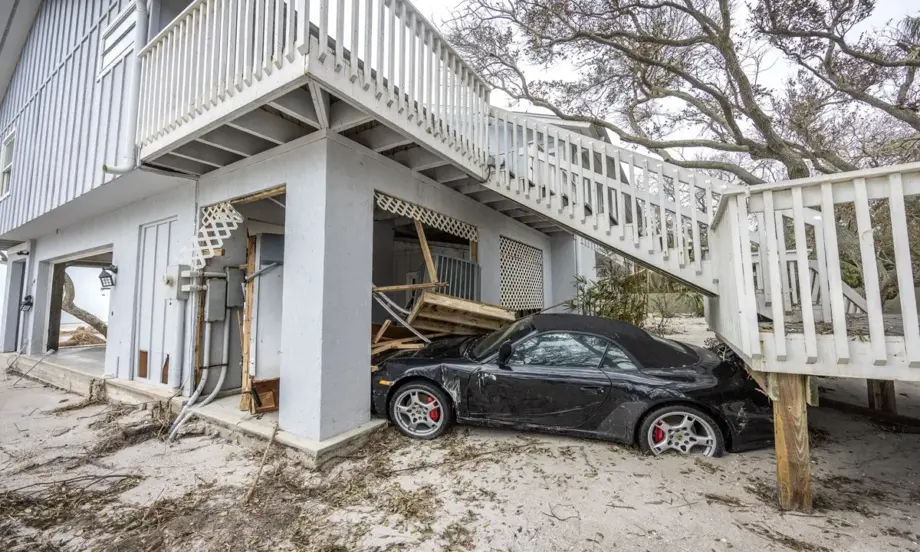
[[371, 314, 773, 457]]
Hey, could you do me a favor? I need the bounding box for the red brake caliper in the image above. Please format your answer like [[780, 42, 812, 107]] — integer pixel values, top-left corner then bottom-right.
[[425, 395, 440, 422], [653, 426, 665, 443]]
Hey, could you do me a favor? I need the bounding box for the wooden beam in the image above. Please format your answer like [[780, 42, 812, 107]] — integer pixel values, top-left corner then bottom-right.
[[228, 109, 307, 144], [239, 236, 257, 412], [150, 154, 210, 175], [373, 282, 447, 293], [269, 87, 321, 127], [389, 147, 449, 171], [231, 185, 287, 205], [353, 125, 413, 152], [867, 380, 897, 414], [329, 101, 374, 132], [197, 127, 275, 157], [427, 165, 468, 184], [47, 263, 66, 351], [773, 372, 812, 513], [308, 83, 331, 128], [172, 141, 243, 168], [373, 320, 391, 344], [415, 220, 438, 284]]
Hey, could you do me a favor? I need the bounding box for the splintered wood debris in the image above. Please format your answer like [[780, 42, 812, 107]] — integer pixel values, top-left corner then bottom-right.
[[370, 219, 516, 357]]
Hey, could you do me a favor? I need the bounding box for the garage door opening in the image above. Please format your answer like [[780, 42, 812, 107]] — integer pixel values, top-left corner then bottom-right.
[[46, 251, 113, 376]]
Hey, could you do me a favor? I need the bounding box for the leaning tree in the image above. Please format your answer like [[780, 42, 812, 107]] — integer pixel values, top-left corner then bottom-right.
[[446, 0, 920, 298]]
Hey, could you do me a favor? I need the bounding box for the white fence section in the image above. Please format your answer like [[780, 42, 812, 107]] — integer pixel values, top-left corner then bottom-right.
[[709, 163, 920, 379]]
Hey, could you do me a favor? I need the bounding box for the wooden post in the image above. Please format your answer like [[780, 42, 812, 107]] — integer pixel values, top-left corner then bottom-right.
[[867, 380, 897, 414], [414, 219, 438, 284], [46, 263, 67, 351], [773, 372, 812, 513], [239, 235, 257, 412]]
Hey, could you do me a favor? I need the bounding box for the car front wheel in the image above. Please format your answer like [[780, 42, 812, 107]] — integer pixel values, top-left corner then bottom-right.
[[388, 381, 452, 439], [638, 405, 725, 457]]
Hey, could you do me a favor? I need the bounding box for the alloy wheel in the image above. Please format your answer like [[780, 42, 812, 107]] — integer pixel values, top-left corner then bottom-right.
[[646, 411, 718, 456], [392, 388, 444, 438]]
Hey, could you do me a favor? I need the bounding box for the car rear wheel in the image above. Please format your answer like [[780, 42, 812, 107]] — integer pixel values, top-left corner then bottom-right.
[[638, 405, 725, 457], [388, 381, 452, 440]]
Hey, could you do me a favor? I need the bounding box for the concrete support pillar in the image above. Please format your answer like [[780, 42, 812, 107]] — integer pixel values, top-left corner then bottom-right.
[[25, 259, 50, 355], [550, 234, 577, 311], [477, 228, 501, 305], [279, 149, 374, 442]]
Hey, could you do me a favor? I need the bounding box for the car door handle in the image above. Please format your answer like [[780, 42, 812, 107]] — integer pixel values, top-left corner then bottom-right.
[[580, 386, 605, 394]]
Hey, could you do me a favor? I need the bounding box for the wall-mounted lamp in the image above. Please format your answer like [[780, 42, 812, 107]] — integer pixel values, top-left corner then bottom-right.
[[99, 265, 118, 289], [15, 249, 29, 256], [19, 295, 33, 312]]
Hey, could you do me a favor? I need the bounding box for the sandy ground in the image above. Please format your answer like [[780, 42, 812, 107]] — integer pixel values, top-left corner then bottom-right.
[[2, 360, 920, 551]]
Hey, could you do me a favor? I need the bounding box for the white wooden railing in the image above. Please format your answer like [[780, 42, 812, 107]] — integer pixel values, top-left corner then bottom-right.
[[137, 0, 490, 166], [711, 162, 920, 371], [488, 108, 730, 291]]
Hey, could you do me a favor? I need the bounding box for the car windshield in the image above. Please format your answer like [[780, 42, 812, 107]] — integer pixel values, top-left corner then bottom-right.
[[469, 317, 534, 360]]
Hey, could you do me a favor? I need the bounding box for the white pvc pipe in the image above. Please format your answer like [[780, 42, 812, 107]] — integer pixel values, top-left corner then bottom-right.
[[167, 298, 186, 389], [103, 0, 149, 174], [199, 310, 231, 408], [170, 309, 232, 440]]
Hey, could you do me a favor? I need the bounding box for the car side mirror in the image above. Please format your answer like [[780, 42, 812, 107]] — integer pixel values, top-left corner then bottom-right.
[[498, 340, 513, 369]]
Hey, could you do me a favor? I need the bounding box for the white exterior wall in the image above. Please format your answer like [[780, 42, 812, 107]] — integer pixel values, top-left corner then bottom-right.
[[326, 135, 553, 308], [194, 133, 555, 441], [0, 0, 139, 237], [16, 177, 196, 382]]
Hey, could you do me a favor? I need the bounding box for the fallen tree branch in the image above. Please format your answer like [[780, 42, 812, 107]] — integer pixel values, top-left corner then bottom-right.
[[245, 422, 279, 504]]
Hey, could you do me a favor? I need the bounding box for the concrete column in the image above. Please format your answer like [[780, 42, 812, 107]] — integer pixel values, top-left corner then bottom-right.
[[477, 228, 501, 305], [22, 258, 51, 355], [279, 145, 374, 442], [550, 234, 577, 311], [372, 220, 396, 323]]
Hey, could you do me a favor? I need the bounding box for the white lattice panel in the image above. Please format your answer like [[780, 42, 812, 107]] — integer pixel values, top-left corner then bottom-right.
[[189, 202, 244, 269], [500, 237, 544, 310], [375, 192, 478, 242]]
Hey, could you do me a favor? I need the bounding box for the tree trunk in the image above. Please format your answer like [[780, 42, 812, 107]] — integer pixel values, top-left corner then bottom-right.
[[62, 272, 108, 337]]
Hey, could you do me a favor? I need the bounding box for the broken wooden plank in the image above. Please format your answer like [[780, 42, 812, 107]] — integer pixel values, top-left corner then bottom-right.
[[409, 319, 483, 335], [231, 184, 286, 205], [373, 282, 447, 293], [240, 235, 257, 412], [414, 219, 438, 284], [373, 320, 392, 344], [251, 378, 280, 414], [414, 305, 507, 331], [417, 292, 516, 322]]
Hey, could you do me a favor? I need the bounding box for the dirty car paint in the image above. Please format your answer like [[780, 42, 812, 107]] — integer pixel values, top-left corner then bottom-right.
[[370, 314, 773, 452]]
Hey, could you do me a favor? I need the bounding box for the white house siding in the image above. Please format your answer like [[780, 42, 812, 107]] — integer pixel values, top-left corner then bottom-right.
[[0, 0, 135, 235], [18, 179, 195, 381]]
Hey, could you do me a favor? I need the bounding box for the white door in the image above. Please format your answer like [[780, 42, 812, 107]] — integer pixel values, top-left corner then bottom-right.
[[134, 218, 176, 384]]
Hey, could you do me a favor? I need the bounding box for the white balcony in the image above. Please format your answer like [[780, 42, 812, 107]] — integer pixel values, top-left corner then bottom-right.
[[136, 0, 490, 181]]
